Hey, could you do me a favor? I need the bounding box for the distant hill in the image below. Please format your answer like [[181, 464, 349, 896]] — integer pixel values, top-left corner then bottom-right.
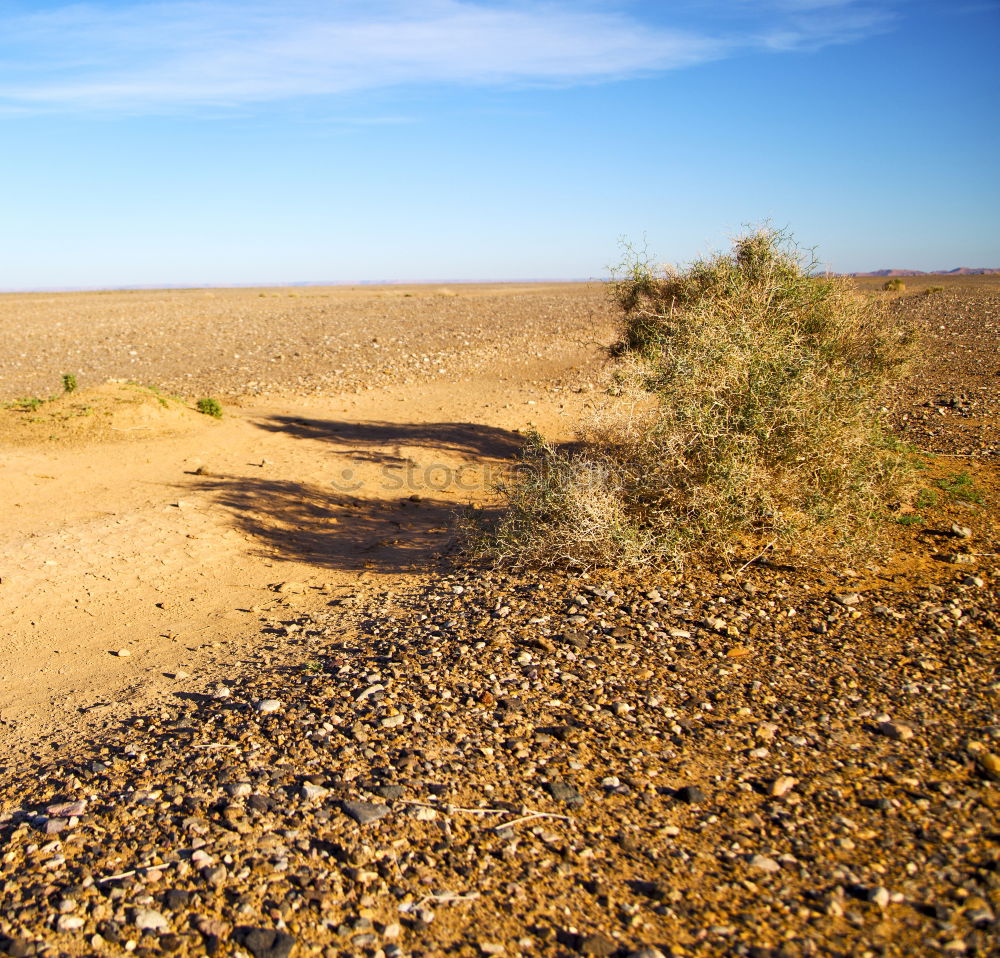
[[849, 267, 1000, 277]]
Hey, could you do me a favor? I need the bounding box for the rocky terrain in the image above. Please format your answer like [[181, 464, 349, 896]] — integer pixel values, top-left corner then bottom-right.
[[0, 278, 997, 957], [0, 284, 608, 403]]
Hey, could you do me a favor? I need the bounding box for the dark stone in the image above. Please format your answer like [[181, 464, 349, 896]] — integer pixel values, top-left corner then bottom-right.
[[373, 784, 404, 801], [234, 927, 295, 958], [340, 800, 390, 825], [545, 781, 583, 806], [163, 889, 190, 911], [675, 785, 706, 804], [248, 794, 271, 813]]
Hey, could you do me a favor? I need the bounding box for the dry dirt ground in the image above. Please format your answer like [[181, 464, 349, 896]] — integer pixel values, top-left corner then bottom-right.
[[0, 279, 997, 958], [0, 284, 613, 757]]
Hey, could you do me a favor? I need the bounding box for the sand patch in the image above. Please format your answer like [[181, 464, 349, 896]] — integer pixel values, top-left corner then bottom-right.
[[0, 381, 212, 446]]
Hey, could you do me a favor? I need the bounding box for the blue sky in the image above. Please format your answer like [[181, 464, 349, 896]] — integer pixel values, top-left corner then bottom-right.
[[1, 1, 998, 288]]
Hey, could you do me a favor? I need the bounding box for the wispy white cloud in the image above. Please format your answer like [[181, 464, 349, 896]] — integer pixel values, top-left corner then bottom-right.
[[0, 1, 897, 113]]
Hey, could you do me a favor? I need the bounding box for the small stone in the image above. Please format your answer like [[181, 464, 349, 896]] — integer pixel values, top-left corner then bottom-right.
[[755, 723, 778, 742], [978, 752, 1000, 782], [341, 800, 390, 825], [950, 523, 972, 538], [276, 581, 307, 594], [46, 800, 86, 818], [300, 782, 329, 801], [211, 684, 231, 699], [381, 714, 405, 728], [234, 927, 295, 958], [545, 781, 583, 805], [134, 909, 170, 932], [479, 943, 506, 956], [675, 785, 705, 804], [169, 670, 190, 680], [769, 776, 798, 798], [876, 721, 914, 741], [833, 592, 861, 606], [749, 854, 781, 873], [56, 915, 85, 932], [203, 864, 227, 887], [224, 782, 252, 799], [255, 699, 281, 714], [578, 932, 617, 956], [867, 886, 890, 909], [114, 648, 132, 657], [627, 949, 666, 958]]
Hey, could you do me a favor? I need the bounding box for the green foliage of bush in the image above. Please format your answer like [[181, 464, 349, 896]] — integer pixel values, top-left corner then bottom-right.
[[61, 373, 77, 393], [470, 228, 917, 569], [196, 397, 223, 419], [883, 277, 906, 291]]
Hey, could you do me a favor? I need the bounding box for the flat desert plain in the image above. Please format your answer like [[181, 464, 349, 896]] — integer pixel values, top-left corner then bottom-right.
[[0, 278, 997, 957]]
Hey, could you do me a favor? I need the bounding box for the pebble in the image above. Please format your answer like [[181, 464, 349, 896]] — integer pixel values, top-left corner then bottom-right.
[[769, 775, 798, 798], [300, 782, 329, 801], [749, 854, 781, 873], [255, 699, 282, 714], [833, 593, 861, 606], [675, 785, 705, 804], [755, 723, 778, 741], [867, 886, 891, 909], [978, 752, 1000, 782], [341, 800, 390, 825], [578, 932, 617, 956], [877, 721, 915, 741], [545, 781, 583, 805], [113, 648, 132, 657], [234, 927, 295, 958], [133, 908, 169, 932]]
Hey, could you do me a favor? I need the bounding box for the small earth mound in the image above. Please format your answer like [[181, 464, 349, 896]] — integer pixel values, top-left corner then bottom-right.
[[0, 381, 213, 446]]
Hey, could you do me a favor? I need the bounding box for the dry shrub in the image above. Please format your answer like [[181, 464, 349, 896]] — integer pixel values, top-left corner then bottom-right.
[[470, 228, 917, 569], [883, 277, 906, 291]]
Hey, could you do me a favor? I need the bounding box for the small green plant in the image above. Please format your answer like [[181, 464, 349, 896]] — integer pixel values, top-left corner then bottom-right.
[[7, 396, 46, 412], [883, 277, 906, 292], [196, 397, 223, 418], [924, 285, 944, 295], [61, 373, 77, 394], [936, 471, 983, 503], [894, 512, 925, 527]]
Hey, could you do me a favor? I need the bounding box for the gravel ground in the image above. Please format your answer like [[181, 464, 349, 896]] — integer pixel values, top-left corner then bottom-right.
[[0, 284, 612, 403], [1, 281, 998, 957]]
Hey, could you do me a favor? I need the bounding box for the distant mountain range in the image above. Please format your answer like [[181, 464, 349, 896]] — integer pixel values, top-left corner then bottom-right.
[[849, 267, 1000, 277]]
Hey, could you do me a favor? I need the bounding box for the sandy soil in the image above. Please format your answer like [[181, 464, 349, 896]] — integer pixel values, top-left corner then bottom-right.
[[0, 283, 614, 759]]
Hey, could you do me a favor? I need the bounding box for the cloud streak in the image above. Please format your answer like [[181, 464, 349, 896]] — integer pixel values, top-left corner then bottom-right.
[[0, 1, 897, 113]]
